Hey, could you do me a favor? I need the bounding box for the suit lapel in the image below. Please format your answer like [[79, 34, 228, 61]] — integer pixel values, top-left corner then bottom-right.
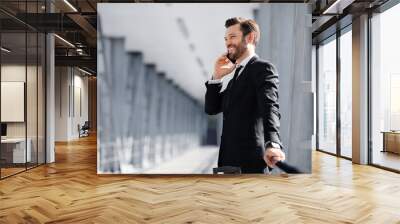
[[227, 55, 258, 109], [234, 55, 258, 84]]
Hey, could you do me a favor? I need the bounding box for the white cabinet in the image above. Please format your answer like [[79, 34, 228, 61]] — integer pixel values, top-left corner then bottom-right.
[[1, 138, 32, 163]]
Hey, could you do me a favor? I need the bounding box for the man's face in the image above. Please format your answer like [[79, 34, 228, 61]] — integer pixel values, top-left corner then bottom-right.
[[224, 24, 247, 63]]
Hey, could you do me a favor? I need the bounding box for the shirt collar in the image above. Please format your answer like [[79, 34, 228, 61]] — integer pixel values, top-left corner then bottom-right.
[[236, 52, 257, 69]]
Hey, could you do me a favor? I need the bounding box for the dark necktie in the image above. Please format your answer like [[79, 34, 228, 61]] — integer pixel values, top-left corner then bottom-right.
[[225, 65, 243, 110], [231, 65, 243, 89], [233, 65, 243, 82]]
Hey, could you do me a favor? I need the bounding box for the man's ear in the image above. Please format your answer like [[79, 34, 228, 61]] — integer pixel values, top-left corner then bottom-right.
[[246, 32, 255, 45]]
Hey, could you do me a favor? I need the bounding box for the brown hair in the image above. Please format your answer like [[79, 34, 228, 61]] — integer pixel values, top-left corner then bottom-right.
[[225, 17, 260, 45]]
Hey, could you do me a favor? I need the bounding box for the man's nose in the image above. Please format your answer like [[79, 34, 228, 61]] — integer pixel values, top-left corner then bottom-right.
[[225, 39, 231, 47]]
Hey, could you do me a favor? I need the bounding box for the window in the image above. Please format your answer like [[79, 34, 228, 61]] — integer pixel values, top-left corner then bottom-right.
[[339, 28, 352, 158], [317, 35, 337, 154], [371, 2, 400, 171], [0, 1, 46, 179]]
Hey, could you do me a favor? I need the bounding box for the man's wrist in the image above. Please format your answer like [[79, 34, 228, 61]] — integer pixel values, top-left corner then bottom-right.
[[270, 142, 281, 149], [212, 74, 221, 80], [208, 74, 223, 84], [265, 141, 281, 150]]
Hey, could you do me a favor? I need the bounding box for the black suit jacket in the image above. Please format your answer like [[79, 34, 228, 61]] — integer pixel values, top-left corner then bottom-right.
[[205, 55, 282, 173]]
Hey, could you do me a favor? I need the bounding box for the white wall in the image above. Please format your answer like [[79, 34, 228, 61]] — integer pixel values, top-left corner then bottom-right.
[[55, 66, 89, 141], [1, 65, 40, 138], [1, 65, 26, 133], [55, 66, 68, 141], [1, 63, 46, 163], [72, 72, 89, 138]]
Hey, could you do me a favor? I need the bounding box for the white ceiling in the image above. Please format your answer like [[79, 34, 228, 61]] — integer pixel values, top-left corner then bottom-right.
[[98, 3, 259, 103]]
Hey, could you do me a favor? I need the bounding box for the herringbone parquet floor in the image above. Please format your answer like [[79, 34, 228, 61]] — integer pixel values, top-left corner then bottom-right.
[[1, 134, 400, 223]]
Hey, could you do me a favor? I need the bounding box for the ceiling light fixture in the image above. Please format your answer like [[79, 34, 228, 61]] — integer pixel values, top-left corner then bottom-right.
[[78, 67, 92, 76], [322, 0, 354, 15], [63, 0, 78, 12], [54, 34, 75, 48], [1, 47, 11, 53], [323, 0, 342, 14]]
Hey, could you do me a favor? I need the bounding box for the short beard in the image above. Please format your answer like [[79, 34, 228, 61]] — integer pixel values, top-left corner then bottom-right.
[[229, 38, 247, 62]]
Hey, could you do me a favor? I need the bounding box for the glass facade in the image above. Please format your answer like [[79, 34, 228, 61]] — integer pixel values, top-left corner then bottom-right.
[[0, 1, 46, 179], [315, 0, 400, 172], [371, 3, 400, 171], [317, 35, 337, 155], [339, 28, 352, 158], [316, 25, 353, 159]]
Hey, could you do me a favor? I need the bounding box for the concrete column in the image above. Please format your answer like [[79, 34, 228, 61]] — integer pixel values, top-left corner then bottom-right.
[[98, 37, 126, 173], [155, 72, 166, 163], [46, 32, 55, 163], [174, 87, 181, 154], [352, 14, 369, 164], [183, 95, 190, 150], [109, 38, 132, 171], [165, 80, 174, 159], [145, 64, 158, 166], [45, 0, 56, 164], [159, 74, 169, 161], [174, 86, 181, 154], [126, 51, 145, 169], [170, 84, 177, 156], [141, 64, 153, 168]]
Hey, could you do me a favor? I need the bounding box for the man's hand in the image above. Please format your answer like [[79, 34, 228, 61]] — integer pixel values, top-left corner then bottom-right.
[[213, 53, 236, 80], [264, 147, 285, 168]]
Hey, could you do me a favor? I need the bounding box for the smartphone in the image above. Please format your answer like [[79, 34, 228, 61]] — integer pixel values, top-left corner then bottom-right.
[[226, 51, 236, 64]]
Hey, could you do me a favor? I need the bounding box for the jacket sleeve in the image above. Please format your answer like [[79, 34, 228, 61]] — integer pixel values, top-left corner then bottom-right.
[[204, 81, 224, 115], [253, 63, 283, 149]]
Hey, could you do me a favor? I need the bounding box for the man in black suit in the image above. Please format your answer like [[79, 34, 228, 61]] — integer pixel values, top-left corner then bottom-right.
[[205, 17, 285, 174]]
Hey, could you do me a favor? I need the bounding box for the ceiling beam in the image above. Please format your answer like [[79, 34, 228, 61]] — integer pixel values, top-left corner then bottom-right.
[[55, 55, 96, 72]]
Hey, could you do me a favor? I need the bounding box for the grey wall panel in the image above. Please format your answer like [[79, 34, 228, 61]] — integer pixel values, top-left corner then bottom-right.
[[256, 4, 312, 173]]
